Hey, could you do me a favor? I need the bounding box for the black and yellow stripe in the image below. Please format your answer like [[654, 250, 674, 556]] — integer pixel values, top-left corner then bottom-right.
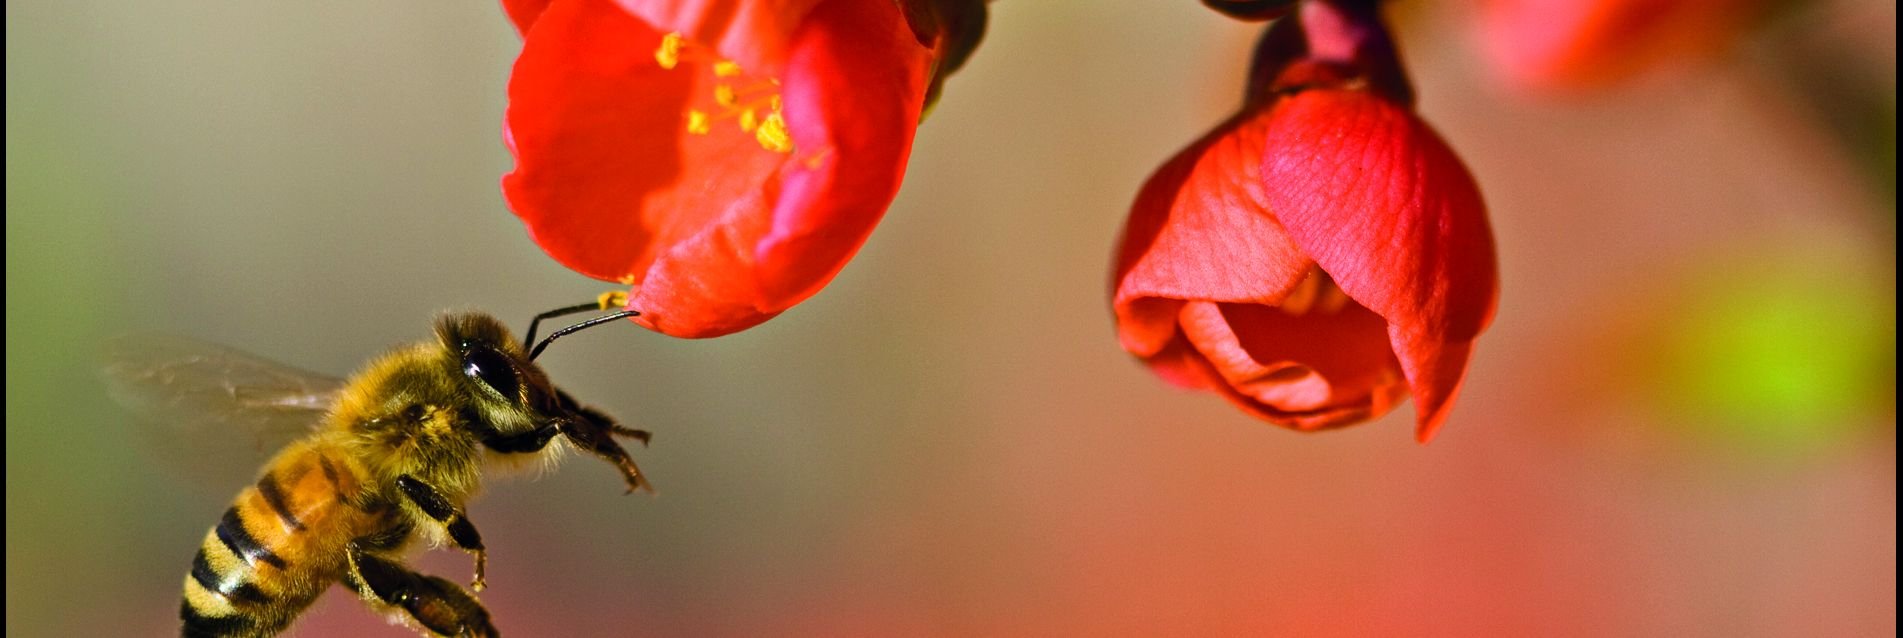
[[179, 449, 363, 638], [181, 503, 291, 637], [254, 472, 306, 533], [181, 599, 255, 637], [190, 550, 269, 606], [214, 506, 287, 570]]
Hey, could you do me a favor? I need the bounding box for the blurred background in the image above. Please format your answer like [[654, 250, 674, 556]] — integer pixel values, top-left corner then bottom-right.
[[6, 0, 1894, 636]]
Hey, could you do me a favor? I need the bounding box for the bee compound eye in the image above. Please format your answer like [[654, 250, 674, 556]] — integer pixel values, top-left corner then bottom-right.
[[462, 347, 520, 401]]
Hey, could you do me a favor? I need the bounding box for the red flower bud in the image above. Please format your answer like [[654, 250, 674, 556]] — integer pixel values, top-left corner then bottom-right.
[[500, 0, 947, 337], [1112, 2, 1498, 441]]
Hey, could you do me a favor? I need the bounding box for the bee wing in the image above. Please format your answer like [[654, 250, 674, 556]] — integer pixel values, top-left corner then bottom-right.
[[100, 334, 344, 486]]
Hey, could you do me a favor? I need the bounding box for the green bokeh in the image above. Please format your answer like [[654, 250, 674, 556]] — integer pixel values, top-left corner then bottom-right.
[[1652, 258, 1896, 453], [5, 111, 143, 635]]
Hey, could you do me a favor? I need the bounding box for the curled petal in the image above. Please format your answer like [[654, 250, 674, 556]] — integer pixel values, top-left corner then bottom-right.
[[1390, 328, 1478, 442], [1261, 89, 1499, 440], [1177, 296, 1406, 429], [1112, 111, 1314, 357]]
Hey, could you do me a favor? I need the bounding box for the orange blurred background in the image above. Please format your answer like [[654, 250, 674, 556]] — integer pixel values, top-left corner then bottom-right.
[[7, 1, 1893, 635]]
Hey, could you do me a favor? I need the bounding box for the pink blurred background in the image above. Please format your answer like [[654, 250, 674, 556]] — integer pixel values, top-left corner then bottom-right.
[[7, 0, 1893, 635]]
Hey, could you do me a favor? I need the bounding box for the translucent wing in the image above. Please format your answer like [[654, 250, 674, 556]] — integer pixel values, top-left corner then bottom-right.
[[100, 334, 345, 485]]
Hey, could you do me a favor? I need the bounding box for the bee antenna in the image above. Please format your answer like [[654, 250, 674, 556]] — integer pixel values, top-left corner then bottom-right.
[[524, 291, 630, 350], [529, 310, 641, 362]]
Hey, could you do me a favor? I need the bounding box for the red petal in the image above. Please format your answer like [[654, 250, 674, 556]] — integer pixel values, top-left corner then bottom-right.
[[1391, 328, 1477, 442], [1112, 110, 1314, 358], [502, 0, 553, 34], [1148, 322, 1403, 432], [1260, 89, 1498, 439], [1176, 285, 1407, 430], [626, 185, 780, 337], [1142, 332, 1227, 393], [752, 0, 933, 311]]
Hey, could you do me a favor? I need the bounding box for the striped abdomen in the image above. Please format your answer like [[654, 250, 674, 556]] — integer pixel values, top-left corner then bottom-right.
[[181, 438, 389, 638]]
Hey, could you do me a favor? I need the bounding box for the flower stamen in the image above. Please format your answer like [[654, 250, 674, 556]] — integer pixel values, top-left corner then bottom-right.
[[655, 33, 685, 69], [754, 113, 792, 153], [655, 32, 792, 154], [685, 110, 711, 135]]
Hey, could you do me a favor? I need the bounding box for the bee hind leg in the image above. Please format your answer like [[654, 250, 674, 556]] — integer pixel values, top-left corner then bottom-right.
[[346, 538, 498, 638]]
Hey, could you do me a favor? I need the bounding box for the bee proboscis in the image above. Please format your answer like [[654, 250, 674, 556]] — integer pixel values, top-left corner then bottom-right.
[[103, 297, 651, 638]]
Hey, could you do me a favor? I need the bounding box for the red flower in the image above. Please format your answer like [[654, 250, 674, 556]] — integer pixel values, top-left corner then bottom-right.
[[501, 0, 979, 337], [1113, 2, 1498, 441], [1475, 0, 1766, 92]]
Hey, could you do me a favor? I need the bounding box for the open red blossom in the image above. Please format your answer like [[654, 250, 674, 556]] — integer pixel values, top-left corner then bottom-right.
[[501, 0, 975, 337], [1113, 1, 1497, 441]]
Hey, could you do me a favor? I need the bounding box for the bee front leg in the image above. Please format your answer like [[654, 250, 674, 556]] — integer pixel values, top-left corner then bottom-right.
[[550, 390, 652, 494], [347, 537, 498, 638], [558, 417, 652, 494], [481, 423, 558, 454], [395, 476, 488, 591]]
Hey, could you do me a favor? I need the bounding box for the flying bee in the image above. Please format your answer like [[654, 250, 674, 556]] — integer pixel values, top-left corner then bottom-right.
[[102, 294, 652, 638]]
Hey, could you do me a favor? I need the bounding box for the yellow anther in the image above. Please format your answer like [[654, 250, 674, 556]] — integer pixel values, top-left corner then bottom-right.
[[659, 44, 790, 150], [754, 112, 792, 153], [596, 290, 629, 310], [655, 33, 684, 69]]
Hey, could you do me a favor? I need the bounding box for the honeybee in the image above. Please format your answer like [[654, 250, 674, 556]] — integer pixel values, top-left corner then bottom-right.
[[102, 296, 652, 638]]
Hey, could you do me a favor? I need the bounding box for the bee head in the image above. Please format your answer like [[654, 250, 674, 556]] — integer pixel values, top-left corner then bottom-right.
[[433, 309, 653, 493], [433, 313, 554, 432]]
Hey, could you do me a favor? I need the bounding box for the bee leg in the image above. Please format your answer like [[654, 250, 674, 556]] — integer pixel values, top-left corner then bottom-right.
[[346, 538, 498, 638], [395, 475, 488, 591], [558, 416, 652, 494], [610, 424, 653, 447], [561, 391, 650, 446], [550, 389, 653, 492], [480, 423, 558, 454], [586, 411, 650, 447]]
